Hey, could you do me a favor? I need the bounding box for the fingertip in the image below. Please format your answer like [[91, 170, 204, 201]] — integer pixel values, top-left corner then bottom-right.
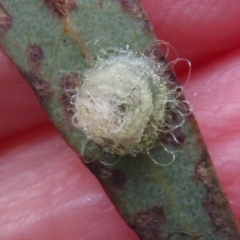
[[141, 0, 240, 65], [0, 124, 138, 240], [0, 47, 49, 141]]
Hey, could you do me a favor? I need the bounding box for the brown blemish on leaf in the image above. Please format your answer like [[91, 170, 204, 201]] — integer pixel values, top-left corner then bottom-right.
[[61, 72, 81, 89], [0, 3, 12, 32], [161, 128, 186, 149], [88, 161, 127, 190], [172, 128, 186, 145], [44, 0, 77, 18], [21, 71, 53, 101], [195, 151, 240, 238], [144, 43, 180, 85], [144, 42, 178, 85], [27, 45, 44, 69], [132, 206, 166, 240], [60, 72, 82, 114], [144, 44, 165, 62], [111, 169, 127, 189], [142, 19, 152, 33], [99, 2, 103, 9], [117, 0, 152, 32]]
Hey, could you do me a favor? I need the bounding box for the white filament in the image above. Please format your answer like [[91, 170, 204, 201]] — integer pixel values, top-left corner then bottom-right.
[[72, 51, 168, 155]]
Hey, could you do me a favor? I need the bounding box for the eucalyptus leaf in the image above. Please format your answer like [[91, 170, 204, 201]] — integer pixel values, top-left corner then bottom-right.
[[0, 0, 239, 239]]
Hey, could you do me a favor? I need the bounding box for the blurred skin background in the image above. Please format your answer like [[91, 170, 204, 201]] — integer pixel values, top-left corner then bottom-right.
[[0, 0, 240, 239]]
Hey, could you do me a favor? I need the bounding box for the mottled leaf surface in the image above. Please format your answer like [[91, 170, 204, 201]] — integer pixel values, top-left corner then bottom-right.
[[0, 0, 239, 239]]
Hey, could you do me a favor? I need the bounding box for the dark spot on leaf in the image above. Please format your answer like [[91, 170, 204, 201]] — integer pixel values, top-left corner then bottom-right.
[[118, 0, 142, 17], [21, 71, 53, 101], [61, 72, 81, 89], [0, 3, 12, 32], [44, 0, 77, 18], [99, 1, 103, 9], [111, 169, 127, 189], [60, 72, 82, 114], [131, 206, 166, 240], [144, 43, 180, 85], [172, 128, 186, 145], [142, 19, 152, 32], [88, 161, 127, 190], [144, 43, 178, 85], [117, 0, 152, 32], [144, 44, 165, 62], [160, 128, 186, 149], [27, 45, 44, 68], [195, 151, 240, 238]]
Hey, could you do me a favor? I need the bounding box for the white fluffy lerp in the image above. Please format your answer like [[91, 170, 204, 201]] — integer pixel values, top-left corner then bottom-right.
[[72, 51, 168, 156]]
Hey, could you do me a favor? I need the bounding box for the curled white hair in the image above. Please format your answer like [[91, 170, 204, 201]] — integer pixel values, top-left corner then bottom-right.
[[71, 49, 192, 158]]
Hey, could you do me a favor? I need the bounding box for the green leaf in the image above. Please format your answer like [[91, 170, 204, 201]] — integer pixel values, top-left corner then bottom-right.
[[0, 0, 239, 239]]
